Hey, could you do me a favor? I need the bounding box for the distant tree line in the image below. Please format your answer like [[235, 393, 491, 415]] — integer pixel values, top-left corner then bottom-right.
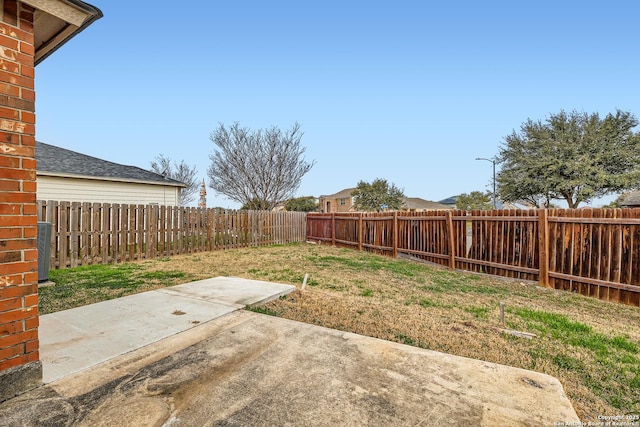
[[152, 109, 640, 212]]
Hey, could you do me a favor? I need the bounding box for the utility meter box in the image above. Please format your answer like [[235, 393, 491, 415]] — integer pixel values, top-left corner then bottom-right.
[[37, 222, 52, 282]]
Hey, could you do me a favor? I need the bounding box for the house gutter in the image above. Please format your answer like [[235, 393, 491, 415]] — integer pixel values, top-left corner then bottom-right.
[[37, 171, 188, 188]]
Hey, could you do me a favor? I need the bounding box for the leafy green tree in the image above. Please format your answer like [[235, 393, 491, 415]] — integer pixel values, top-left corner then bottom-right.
[[352, 178, 405, 212], [497, 110, 640, 209], [208, 122, 315, 211], [284, 196, 319, 212], [456, 191, 493, 211]]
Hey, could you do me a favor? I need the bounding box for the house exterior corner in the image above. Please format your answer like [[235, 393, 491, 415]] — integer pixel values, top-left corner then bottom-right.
[[0, 0, 101, 402]]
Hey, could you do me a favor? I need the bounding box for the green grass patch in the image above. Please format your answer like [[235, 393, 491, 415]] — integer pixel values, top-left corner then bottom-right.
[[514, 308, 638, 355], [419, 298, 439, 308], [514, 308, 592, 335], [552, 354, 585, 371], [514, 307, 640, 411], [417, 298, 453, 309], [48, 263, 144, 290], [307, 253, 422, 277], [395, 333, 416, 346], [465, 306, 490, 319], [140, 270, 189, 280], [253, 268, 319, 286], [40, 263, 195, 314], [249, 306, 279, 316], [526, 346, 550, 370], [361, 288, 374, 297], [423, 271, 506, 296], [514, 308, 593, 348]]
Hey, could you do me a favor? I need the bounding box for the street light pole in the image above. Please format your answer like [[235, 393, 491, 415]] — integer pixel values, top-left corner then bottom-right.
[[476, 157, 496, 209]]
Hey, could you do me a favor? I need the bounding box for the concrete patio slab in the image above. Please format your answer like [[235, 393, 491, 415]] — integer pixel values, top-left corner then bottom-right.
[[39, 277, 296, 383], [158, 276, 296, 308], [3, 310, 581, 426]]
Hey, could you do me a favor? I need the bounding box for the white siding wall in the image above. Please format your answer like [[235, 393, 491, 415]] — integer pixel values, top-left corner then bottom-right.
[[37, 175, 181, 206]]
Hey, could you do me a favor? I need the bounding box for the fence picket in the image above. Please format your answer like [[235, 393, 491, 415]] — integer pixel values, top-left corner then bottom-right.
[[37, 200, 640, 307], [538, 209, 549, 287], [39, 201, 307, 272], [306, 209, 640, 307]]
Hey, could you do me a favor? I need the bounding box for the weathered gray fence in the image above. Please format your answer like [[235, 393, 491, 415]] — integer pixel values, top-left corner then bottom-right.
[[37, 201, 306, 269]]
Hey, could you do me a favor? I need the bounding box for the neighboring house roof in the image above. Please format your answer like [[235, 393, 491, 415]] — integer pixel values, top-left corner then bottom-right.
[[439, 195, 536, 210], [321, 190, 449, 210], [36, 141, 185, 187], [33, 0, 103, 65], [320, 188, 357, 199], [402, 197, 451, 210], [438, 196, 459, 205], [620, 191, 640, 207], [498, 200, 536, 210]]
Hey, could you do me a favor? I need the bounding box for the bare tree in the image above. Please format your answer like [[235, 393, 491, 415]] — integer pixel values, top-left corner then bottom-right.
[[207, 122, 315, 210], [150, 154, 198, 206]]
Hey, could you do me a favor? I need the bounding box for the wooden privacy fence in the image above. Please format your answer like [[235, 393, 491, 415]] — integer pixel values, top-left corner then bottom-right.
[[306, 209, 640, 307], [37, 201, 306, 269]]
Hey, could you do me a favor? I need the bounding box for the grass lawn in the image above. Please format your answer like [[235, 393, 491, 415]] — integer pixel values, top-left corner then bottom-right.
[[40, 243, 640, 421]]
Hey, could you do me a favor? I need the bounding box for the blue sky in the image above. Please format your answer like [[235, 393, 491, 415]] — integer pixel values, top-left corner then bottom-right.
[[35, 1, 640, 208]]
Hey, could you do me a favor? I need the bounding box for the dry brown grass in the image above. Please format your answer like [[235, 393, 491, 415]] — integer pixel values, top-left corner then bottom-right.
[[49, 243, 640, 420]]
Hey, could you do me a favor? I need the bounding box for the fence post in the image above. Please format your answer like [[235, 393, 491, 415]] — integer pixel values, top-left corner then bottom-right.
[[37, 200, 44, 221], [145, 206, 153, 259], [392, 211, 398, 258], [446, 210, 456, 270], [538, 209, 550, 287], [46, 201, 57, 270], [331, 213, 335, 246], [358, 213, 363, 251], [70, 202, 80, 268]]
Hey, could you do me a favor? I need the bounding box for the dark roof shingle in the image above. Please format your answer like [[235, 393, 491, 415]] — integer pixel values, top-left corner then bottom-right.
[[35, 141, 185, 187], [620, 191, 640, 207], [320, 188, 357, 198], [402, 197, 451, 210]]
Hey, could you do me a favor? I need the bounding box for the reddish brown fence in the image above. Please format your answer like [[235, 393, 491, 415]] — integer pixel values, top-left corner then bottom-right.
[[306, 209, 640, 307], [37, 201, 306, 269]]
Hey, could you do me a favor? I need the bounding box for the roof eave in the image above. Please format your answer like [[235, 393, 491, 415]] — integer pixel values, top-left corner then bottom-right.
[[37, 171, 188, 188], [27, 0, 103, 66]]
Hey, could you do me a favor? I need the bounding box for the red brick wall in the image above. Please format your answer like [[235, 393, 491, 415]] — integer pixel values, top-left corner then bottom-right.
[[0, 0, 40, 393]]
